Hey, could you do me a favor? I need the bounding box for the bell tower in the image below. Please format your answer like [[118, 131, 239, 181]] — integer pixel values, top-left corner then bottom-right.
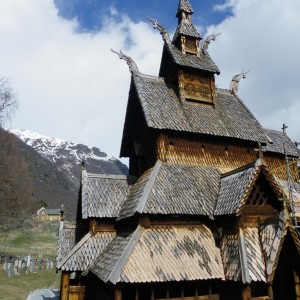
[[173, 0, 202, 57], [158, 0, 219, 104]]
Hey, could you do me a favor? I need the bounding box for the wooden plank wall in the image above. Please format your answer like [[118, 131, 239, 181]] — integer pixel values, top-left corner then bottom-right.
[[265, 154, 298, 181], [157, 134, 256, 170], [156, 134, 299, 181]]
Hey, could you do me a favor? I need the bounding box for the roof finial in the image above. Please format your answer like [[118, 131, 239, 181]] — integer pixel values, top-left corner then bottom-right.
[[230, 69, 250, 95], [111, 49, 140, 74], [148, 17, 171, 44], [254, 142, 267, 167], [176, 0, 194, 18], [202, 33, 221, 50], [173, 0, 201, 49], [282, 123, 288, 135]]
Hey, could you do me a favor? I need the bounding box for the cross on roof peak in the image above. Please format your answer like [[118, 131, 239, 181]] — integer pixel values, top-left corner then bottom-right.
[[282, 123, 288, 134], [254, 142, 266, 159]]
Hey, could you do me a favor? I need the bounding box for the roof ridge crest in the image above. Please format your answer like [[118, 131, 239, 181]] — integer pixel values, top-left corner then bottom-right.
[[108, 226, 144, 284], [136, 160, 162, 214]]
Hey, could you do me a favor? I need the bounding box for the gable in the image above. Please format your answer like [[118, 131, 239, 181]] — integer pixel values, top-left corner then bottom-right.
[[215, 164, 283, 217], [242, 173, 282, 225]]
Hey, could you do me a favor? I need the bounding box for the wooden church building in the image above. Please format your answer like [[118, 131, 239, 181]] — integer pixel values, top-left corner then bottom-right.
[[57, 1, 300, 299]]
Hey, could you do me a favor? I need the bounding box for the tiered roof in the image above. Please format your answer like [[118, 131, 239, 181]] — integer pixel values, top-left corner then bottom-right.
[[57, 0, 300, 295]]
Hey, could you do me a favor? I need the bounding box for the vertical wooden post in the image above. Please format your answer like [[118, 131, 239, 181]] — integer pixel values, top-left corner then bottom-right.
[[241, 285, 251, 300], [60, 272, 70, 300], [115, 287, 122, 300], [181, 286, 184, 300], [151, 288, 155, 300], [166, 286, 170, 300], [208, 284, 212, 295], [294, 271, 300, 299], [135, 287, 139, 300], [268, 282, 273, 300], [194, 287, 199, 300]]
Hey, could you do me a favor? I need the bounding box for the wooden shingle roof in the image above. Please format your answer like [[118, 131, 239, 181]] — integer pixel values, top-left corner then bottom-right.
[[215, 166, 258, 216], [263, 209, 300, 281], [221, 227, 266, 283], [223, 208, 300, 283], [276, 179, 300, 214], [81, 170, 131, 219], [243, 227, 266, 282], [176, 0, 193, 16], [57, 231, 115, 272], [220, 232, 241, 281], [56, 222, 76, 264], [264, 128, 299, 157], [118, 161, 220, 220], [90, 225, 224, 284], [127, 75, 269, 147], [172, 20, 201, 41], [163, 44, 219, 74], [215, 163, 282, 216]]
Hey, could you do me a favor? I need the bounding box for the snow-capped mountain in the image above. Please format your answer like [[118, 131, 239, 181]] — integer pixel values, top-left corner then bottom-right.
[[9, 129, 128, 186], [5, 129, 127, 220]]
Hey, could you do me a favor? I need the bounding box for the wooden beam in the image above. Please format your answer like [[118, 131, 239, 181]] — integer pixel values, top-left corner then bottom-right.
[[294, 271, 300, 300], [115, 288, 122, 300], [268, 282, 273, 300], [242, 285, 251, 300], [135, 287, 139, 300], [151, 288, 155, 300], [60, 272, 70, 300]]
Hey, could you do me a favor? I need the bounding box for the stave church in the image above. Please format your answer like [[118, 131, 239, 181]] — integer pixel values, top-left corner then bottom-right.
[[57, 1, 300, 299]]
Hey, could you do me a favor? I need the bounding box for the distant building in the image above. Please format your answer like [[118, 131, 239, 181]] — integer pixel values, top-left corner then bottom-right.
[[34, 207, 61, 222], [57, 1, 300, 300]]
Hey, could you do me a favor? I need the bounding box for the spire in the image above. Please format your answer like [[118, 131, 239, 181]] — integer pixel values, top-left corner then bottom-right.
[[176, 0, 194, 18], [173, 0, 202, 56]]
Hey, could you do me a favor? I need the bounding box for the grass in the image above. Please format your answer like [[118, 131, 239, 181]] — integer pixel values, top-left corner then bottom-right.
[[0, 222, 58, 257], [0, 267, 61, 300], [0, 221, 61, 299]]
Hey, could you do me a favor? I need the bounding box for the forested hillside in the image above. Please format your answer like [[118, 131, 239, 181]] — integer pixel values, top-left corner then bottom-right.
[[0, 128, 128, 227]]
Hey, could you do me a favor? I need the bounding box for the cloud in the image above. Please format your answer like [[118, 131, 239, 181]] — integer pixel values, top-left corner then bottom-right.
[[213, 0, 238, 12], [0, 0, 162, 162], [1, 0, 300, 165], [207, 0, 300, 142]]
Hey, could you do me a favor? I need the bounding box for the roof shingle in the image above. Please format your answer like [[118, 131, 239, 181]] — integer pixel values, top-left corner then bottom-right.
[[82, 171, 131, 219], [214, 166, 258, 215], [264, 128, 299, 157], [165, 44, 219, 73], [57, 231, 116, 271], [118, 161, 221, 219], [91, 225, 224, 284], [133, 75, 269, 144]]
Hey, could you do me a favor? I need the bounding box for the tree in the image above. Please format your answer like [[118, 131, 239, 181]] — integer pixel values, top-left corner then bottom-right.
[[0, 128, 37, 230], [0, 77, 17, 126], [0, 79, 36, 230]]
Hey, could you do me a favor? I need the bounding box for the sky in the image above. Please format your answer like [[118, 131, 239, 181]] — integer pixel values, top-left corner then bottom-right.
[[1, 0, 300, 164]]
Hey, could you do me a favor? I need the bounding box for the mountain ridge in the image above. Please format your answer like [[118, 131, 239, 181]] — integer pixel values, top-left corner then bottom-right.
[[7, 129, 128, 221]]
